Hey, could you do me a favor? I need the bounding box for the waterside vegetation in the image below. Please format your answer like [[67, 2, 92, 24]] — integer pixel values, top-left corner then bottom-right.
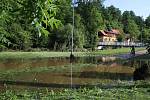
[[0, 84, 150, 100], [0, 47, 145, 59]]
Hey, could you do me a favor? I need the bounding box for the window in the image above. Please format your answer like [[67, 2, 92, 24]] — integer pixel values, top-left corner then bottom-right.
[[104, 38, 107, 41]]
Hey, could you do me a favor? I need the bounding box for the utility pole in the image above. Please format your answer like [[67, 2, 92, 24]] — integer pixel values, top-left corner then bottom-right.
[[70, 0, 75, 59], [141, 26, 143, 44], [70, 0, 76, 90]]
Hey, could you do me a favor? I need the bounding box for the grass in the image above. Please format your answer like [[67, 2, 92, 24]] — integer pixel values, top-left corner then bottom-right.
[[0, 85, 150, 100], [0, 47, 145, 59]]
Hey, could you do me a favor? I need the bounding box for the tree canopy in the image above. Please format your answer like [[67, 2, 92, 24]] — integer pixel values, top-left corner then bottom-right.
[[0, 0, 150, 51]]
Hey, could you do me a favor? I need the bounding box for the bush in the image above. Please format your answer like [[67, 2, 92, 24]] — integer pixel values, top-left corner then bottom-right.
[[0, 45, 7, 51], [145, 39, 150, 54], [24, 48, 49, 52]]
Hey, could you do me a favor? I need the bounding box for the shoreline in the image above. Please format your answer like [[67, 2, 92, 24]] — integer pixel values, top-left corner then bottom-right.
[[0, 48, 145, 59]]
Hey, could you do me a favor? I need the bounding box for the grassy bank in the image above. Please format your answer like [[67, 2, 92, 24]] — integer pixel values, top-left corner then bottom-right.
[[0, 47, 145, 59], [0, 85, 150, 100]]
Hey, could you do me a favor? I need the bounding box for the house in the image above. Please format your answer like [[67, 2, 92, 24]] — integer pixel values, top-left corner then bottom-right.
[[98, 29, 120, 42]]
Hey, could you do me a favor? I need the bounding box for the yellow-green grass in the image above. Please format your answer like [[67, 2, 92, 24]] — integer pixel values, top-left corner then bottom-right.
[[0, 47, 145, 59]]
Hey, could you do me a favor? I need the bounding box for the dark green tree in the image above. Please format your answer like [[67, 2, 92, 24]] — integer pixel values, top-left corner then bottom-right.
[[126, 19, 140, 41], [77, 0, 104, 50], [145, 15, 150, 28]]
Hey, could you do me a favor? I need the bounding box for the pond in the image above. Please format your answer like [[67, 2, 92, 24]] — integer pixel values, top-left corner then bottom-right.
[[0, 56, 150, 90]]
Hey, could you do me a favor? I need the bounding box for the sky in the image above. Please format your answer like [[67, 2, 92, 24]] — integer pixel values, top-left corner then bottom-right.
[[104, 0, 150, 19]]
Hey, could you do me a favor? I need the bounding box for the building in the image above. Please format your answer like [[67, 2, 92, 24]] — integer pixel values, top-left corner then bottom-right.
[[98, 29, 120, 42]]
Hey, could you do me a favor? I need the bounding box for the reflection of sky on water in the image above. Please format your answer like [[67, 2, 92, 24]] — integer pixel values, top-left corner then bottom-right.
[[0, 57, 150, 89], [101, 57, 116, 62]]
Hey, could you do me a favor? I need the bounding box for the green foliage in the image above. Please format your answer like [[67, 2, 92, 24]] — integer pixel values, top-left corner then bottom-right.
[[0, 11, 12, 47], [0, 87, 150, 99], [77, 1, 104, 50], [144, 21, 150, 54], [122, 11, 144, 42], [54, 0, 72, 24], [122, 11, 132, 33], [56, 24, 72, 51], [145, 16, 150, 28], [138, 28, 150, 43], [0, 0, 61, 50], [105, 5, 122, 22], [134, 16, 144, 29], [126, 19, 140, 40], [74, 14, 86, 49], [0, 0, 149, 51], [117, 33, 125, 42]]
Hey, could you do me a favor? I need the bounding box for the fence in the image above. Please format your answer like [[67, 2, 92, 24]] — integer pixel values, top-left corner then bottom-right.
[[98, 42, 144, 47]]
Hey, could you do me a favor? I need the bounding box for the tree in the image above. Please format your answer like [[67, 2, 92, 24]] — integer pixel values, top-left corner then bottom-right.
[[145, 15, 150, 28], [54, 0, 72, 24], [104, 5, 122, 22], [122, 11, 131, 33], [134, 16, 144, 29], [139, 28, 150, 43], [0, 10, 12, 49], [77, 0, 104, 50], [126, 19, 140, 41], [0, 0, 148, 51], [122, 11, 141, 41], [74, 14, 86, 49], [0, 0, 61, 50], [48, 24, 72, 51]]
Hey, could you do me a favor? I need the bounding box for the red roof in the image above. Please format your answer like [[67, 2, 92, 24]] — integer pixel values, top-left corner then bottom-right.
[[99, 30, 108, 36], [98, 29, 120, 36], [111, 29, 120, 34]]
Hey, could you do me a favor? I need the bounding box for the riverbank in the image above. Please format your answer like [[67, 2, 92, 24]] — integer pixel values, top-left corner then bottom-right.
[[0, 47, 145, 59], [0, 83, 150, 99], [117, 50, 147, 59]]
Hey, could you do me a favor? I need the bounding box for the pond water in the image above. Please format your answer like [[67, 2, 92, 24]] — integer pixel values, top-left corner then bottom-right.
[[0, 56, 150, 90]]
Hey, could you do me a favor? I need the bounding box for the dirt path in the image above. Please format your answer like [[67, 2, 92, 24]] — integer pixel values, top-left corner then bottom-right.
[[116, 50, 147, 59]]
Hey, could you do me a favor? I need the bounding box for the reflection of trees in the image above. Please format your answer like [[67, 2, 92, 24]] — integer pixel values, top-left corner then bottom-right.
[[133, 60, 150, 80], [122, 59, 137, 67], [73, 57, 97, 64], [124, 59, 147, 68], [69, 71, 133, 80]]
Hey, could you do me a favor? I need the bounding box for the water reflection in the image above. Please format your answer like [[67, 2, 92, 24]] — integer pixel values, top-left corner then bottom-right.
[[64, 71, 133, 80], [133, 60, 150, 80], [101, 57, 116, 62], [0, 56, 123, 70], [0, 56, 149, 89], [0, 58, 70, 70]]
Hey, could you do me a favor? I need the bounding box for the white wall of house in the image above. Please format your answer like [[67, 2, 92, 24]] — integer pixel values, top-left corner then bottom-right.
[[101, 36, 117, 42]]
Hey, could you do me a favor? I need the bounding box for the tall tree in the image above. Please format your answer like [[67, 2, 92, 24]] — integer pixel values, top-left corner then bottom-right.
[[126, 19, 140, 41], [145, 15, 150, 28], [0, 0, 60, 50], [77, 0, 104, 50], [105, 5, 122, 22]]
